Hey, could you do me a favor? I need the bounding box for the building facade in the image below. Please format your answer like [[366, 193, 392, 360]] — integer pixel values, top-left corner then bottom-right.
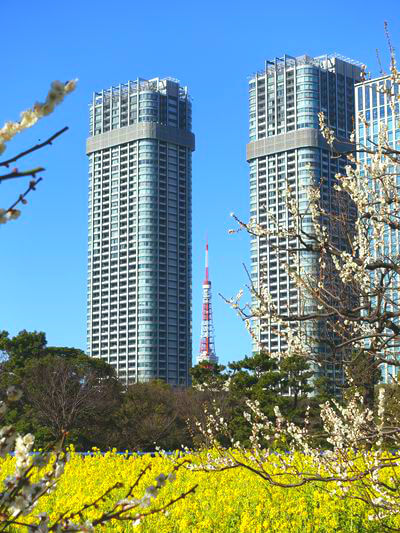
[[355, 75, 400, 384], [86, 78, 194, 386], [247, 54, 361, 391]]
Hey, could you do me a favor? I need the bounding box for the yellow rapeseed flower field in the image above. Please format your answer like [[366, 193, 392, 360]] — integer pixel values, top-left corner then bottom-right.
[[0, 449, 396, 532]]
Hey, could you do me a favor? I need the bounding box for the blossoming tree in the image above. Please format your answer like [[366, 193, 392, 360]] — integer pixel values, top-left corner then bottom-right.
[[198, 46, 400, 526]]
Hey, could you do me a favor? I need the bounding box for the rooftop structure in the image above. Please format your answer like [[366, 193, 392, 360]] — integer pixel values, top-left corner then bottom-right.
[[252, 53, 363, 78]]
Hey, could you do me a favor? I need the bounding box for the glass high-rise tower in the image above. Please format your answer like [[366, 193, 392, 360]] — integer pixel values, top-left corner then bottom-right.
[[86, 77, 194, 386], [247, 54, 361, 392], [356, 75, 400, 384]]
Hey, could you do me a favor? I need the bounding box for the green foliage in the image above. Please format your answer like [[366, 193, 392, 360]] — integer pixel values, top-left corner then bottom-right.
[[345, 350, 382, 409], [0, 331, 197, 452], [190, 361, 228, 389], [0, 329, 47, 370], [227, 352, 314, 444], [192, 352, 317, 447], [0, 331, 332, 452], [0, 330, 121, 450], [114, 380, 194, 452]]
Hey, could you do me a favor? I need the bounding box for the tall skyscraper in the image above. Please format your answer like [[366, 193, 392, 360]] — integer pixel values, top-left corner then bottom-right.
[[197, 242, 218, 364], [355, 74, 400, 384], [247, 54, 361, 391], [86, 77, 194, 386]]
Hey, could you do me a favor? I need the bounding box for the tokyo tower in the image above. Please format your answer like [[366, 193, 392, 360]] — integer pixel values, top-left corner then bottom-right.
[[197, 241, 218, 364]]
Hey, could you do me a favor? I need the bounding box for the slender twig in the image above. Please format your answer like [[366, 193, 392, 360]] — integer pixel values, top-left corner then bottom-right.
[[376, 48, 385, 76], [384, 21, 394, 59], [0, 167, 44, 183], [7, 177, 43, 213], [125, 464, 152, 497], [91, 484, 198, 527], [0, 127, 68, 168], [53, 482, 123, 526], [56, 465, 152, 524]]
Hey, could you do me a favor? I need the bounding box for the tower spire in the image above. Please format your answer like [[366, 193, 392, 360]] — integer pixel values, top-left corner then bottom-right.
[[205, 240, 209, 282], [197, 241, 218, 364]]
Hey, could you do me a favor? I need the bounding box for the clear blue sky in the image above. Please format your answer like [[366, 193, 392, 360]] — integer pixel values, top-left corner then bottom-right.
[[1, 0, 399, 367]]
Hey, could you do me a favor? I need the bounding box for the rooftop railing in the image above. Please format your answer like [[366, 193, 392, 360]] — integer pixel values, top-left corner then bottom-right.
[[250, 53, 363, 79], [92, 78, 189, 106]]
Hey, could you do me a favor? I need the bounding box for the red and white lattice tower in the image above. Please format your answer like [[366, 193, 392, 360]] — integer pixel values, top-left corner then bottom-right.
[[197, 241, 218, 364]]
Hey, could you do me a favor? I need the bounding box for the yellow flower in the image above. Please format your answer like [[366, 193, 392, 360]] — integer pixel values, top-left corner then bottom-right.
[[0, 450, 387, 531]]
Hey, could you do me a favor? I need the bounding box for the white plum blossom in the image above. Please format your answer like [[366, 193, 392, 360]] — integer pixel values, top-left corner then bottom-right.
[[6, 385, 23, 402], [0, 79, 77, 155]]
